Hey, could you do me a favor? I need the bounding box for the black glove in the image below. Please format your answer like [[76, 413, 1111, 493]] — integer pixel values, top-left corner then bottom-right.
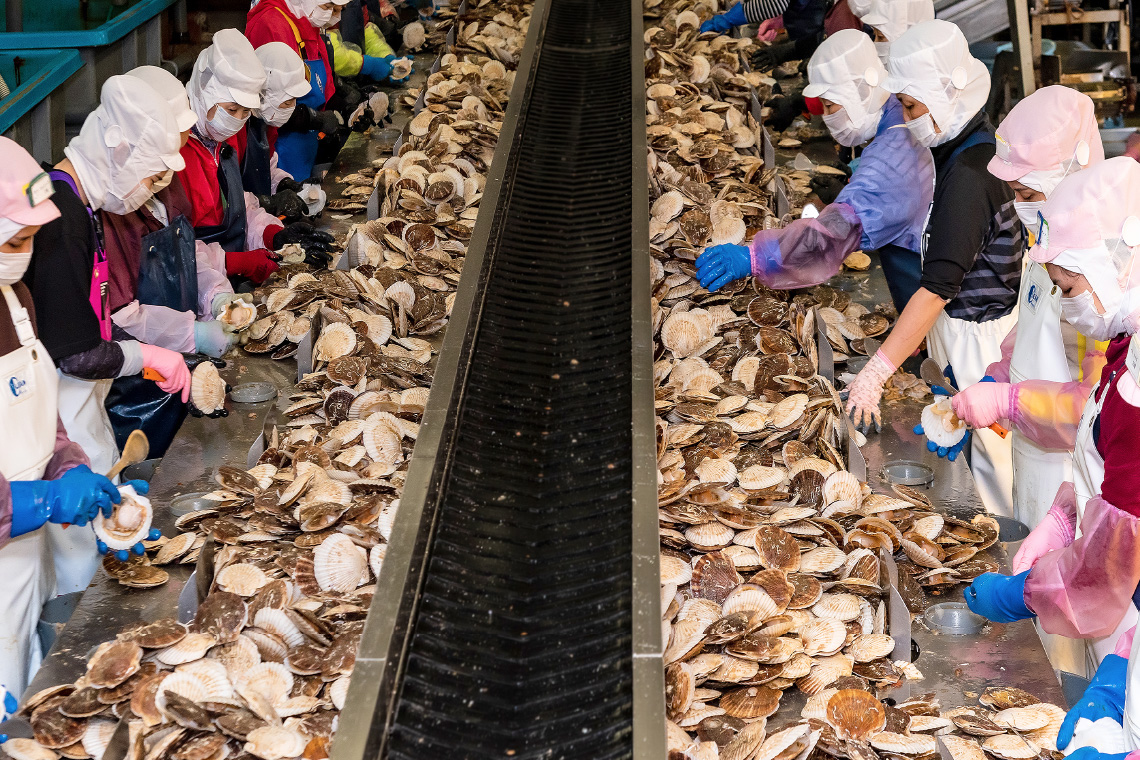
[[766, 93, 806, 132], [752, 41, 797, 72], [314, 109, 343, 137], [810, 174, 847, 205], [276, 177, 305, 194], [258, 190, 307, 222], [272, 222, 336, 268]]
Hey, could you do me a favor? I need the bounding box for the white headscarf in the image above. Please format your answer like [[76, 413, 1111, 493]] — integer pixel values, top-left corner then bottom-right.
[[253, 42, 312, 127], [126, 65, 197, 133], [284, 0, 349, 29], [802, 30, 890, 147], [186, 29, 266, 141], [882, 20, 991, 146], [63, 76, 184, 214], [858, 0, 934, 41]]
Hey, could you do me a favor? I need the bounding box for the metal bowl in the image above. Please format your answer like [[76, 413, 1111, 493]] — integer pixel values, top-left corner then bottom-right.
[[170, 492, 215, 516], [880, 460, 934, 488], [924, 602, 985, 635], [229, 382, 278, 404]]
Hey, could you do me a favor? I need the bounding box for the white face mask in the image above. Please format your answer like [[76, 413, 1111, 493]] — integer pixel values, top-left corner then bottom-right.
[[1060, 290, 1119, 341], [205, 106, 248, 142], [874, 41, 891, 66], [259, 103, 296, 128], [1014, 200, 1044, 237], [102, 180, 154, 215], [308, 5, 333, 27], [0, 248, 32, 287], [904, 112, 939, 147], [822, 108, 880, 148]]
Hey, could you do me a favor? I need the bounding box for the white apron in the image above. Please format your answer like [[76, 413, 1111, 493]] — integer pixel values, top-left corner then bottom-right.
[[926, 307, 1018, 518], [52, 374, 115, 595], [0, 285, 59, 715]]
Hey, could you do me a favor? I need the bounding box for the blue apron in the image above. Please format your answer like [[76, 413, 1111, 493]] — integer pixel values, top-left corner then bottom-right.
[[277, 52, 329, 182]]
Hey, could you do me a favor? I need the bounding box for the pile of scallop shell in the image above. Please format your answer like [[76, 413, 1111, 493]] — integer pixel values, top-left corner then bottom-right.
[[1, 6, 535, 760]]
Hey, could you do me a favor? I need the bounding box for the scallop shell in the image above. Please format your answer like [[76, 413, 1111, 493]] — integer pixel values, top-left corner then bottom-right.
[[695, 457, 738, 485], [770, 394, 808, 429], [848, 633, 895, 663], [940, 736, 988, 760], [660, 555, 692, 586], [220, 300, 257, 330], [721, 584, 778, 620], [385, 281, 416, 310], [237, 662, 294, 705], [981, 735, 1039, 760], [243, 726, 309, 760], [826, 689, 886, 740], [801, 619, 847, 656], [329, 677, 350, 710], [872, 733, 937, 755], [921, 397, 967, 448], [823, 471, 862, 508], [314, 322, 357, 362], [812, 593, 862, 622], [993, 706, 1051, 732], [252, 608, 306, 648], [3, 739, 59, 760], [720, 685, 781, 719], [313, 533, 369, 593], [215, 562, 269, 597], [798, 546, 846, 575], [686, 521, 735, 551], [661, 310, 715, 358], [652, 190, 686, 223], [155, 632, 216, 665], [739, 465, 786, 490], [190, 362, 227, 414], [754, 526, 799, 572], [754, 724, 811, 760], [690, 551, 740, 604]]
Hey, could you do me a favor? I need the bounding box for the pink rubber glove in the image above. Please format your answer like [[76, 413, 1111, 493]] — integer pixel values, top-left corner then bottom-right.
[[950, 381, 1016, 429], [139, 344, 192, 402], [1115, 625, 1136, 657], [845, 349, 895, 432], [757, 16, 783, 41], [1011, 481, 1077, 574]]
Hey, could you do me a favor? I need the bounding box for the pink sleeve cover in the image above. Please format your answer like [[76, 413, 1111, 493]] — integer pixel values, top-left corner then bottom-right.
[[1009, 350, 1107, 450], [749, 203, 863, 290]]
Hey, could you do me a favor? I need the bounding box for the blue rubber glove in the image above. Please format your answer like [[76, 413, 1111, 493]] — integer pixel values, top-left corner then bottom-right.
[[1063, 748, 1131, 760], [96, 522, 160, 562], [9, 466, 134, 536], [1058, 654, 1129, 750], [696, 243, 752, 292], [964, 570, 1033, 623], [359, 54, 393, 81], [699, 3, 746, 33], [194, 320, 237, 358]]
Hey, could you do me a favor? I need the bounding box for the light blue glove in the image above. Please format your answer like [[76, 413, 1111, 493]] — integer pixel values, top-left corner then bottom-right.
[[359, 54, 393, 80], [699, 3, 746, 33], [696, 243, 752, 292], [194, 320, 237, 358], [1063, 748, 1131, 760], [9, 467, 148, 535], [912, 384, 971, 461], [964, 570, 1034, 623], [1058, 654, 1129, 750]]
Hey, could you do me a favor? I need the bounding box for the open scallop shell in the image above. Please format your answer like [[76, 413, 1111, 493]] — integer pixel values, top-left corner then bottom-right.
[[826, 689, 885, 740], [981, 734, 1039, 759], [93, 485, 153, 551], [921, 397, 966, 448], [314, 322, 357, 362], [190, 361, 227, 414]]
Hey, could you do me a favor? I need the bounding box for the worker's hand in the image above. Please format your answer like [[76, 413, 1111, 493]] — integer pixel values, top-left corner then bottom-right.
[[951, 381, 1016, 429], [139, 344, 192, 403], [1012, 486, 1077, 574], [809, 174, 846, 205], [751, 41, 796, 72], [1063, 749, 1131, 760], [273, 222, 336, 268], [696, 243, 752, 292], [843, 349, 895, 434], [314, 109, 343, 138], [756, 16, 782, 41], [963, 570, 1034, 623], [359, 54, 394, 81], [912, 424, 971, 461], [96, 527, 160, 562], [276, 177, 304, 194], [388, 57, 413, 84], [225, 249, 281, 284], [9, 467, 144, 536], [194, 320, 238, 359], [258, 189, 308, 223], [210, 292, 253, 319], [766, 94, 806, 132], [1058, 655, 1129, 750]]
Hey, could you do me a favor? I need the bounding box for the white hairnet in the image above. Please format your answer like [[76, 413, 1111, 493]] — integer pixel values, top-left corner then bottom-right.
[[254, 41, 311, 112], [859, 0, 934, 41], [802, 30, 889, 140], [186, 28, 266, 133], [883, 20, 991, 146], [63, 76, 184, 213], [126, 65, 197, 133]]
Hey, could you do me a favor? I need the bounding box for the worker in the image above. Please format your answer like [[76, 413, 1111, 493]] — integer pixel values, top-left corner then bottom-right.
[[696, 29, 934, 315], [948, 86, 1106, 677], [963, 157, 1140, 676], [327, 18, 409, 85], [849, 0, 933, 64], [21, 76, 193, 595], [844, 20, 1020, 517], [246, 0, 351, 182], [0, 137, 153, 715], [339, 0, 402, 53], [180, 29, 320, 286]]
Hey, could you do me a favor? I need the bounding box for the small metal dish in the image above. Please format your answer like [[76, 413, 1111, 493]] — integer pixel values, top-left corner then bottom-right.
[[924, 602, 985, 635], [880, 460, 935, 488], [229, 382, 278, 404], [994, 516, 1030, 543], [170, 492, 215, 516]]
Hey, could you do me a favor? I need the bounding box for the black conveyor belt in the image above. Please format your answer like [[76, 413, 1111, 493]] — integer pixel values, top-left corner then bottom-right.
[[351, 0, 655, 756]]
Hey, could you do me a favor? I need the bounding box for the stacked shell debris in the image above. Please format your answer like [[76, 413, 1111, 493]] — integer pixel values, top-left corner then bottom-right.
[[645, 3, 1059, 758], [3, 3, 532, 760]]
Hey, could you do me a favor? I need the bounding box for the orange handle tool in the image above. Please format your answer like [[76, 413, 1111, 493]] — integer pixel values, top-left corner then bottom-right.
[[143, 368, 166, 383], [989, 422, 1010, 439]]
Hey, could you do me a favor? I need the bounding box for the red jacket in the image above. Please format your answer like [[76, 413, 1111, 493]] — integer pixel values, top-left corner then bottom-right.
[[246, 0, 335, 104], [179, 134, 228, 229], [228, 124, 278, 168]]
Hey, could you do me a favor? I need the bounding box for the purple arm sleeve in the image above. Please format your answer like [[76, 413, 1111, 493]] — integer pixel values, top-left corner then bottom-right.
[[749, 202, 863, 290]]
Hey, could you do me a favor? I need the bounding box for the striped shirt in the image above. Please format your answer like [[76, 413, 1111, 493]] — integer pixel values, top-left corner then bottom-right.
[[741, 0, 791, 23], [920, 114, 1023, 322]]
